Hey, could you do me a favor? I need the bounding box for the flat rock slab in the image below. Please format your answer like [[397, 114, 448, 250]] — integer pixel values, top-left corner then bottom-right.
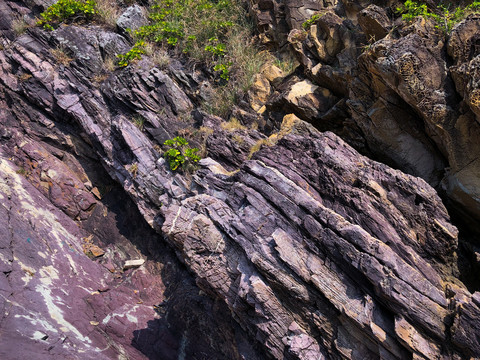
[[123, 259, 145, 270]]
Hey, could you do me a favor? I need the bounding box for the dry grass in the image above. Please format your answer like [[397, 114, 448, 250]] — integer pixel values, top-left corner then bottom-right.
[[248, 137, 276, 159], [221, 117, 246, 131], [103, 56, 116, 72], [232, 134, 244, 145], [95, 0, 120, 29], [12, 16, 29, 36], [92, 73, 109, 84], [17, 73, 32, 82], [144, 43, 170, 69], [50, 47, 73, 66], [199, 126, 214, 136], [152, 48, 170, 69], [202, 29, 269, 117]]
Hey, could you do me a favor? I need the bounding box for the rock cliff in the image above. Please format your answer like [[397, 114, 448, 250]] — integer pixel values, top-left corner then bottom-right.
[[0, 0, 479, 359]]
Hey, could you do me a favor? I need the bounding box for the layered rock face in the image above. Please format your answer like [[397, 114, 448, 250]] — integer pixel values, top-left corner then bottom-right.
[[250, 0, 480, 228], [1, 0, 480, 359]]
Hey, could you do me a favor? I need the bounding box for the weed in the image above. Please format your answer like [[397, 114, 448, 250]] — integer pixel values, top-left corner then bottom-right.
[[397, 0, 480, 33], [144, 43, 170, 68], [232, 134, 244, 144], [103, 56, 116, 72], [202, 31, 268, 116], [37, 0, 98, 30], [92, 73, 109, 84], [95, 0, 119, 28], [248, 137, 275, 159], [50, 47, 73, 65], [128, 0, 244, 78], [15, 167, 29, 176], [302, 13, 320, 30], [199, 126, 214, 136], [117, 40, 146, 67], [17, 73, 32, 82], [163, 136, 200, 171], [128, 163, 138, 178], [360, 35, 377, 54], [213, 61, 232, 81], [221, 117, 246, 131], [12, 16, 29, 35], [272, 54, 297, 76], [132, 116, 145, 131]]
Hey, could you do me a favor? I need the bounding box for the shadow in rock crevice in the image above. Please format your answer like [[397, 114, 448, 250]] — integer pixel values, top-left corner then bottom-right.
[[83, 184, 266, 359]]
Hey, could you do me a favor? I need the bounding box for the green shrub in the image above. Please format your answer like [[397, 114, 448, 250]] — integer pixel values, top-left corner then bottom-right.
[[397, 0, 480, 33], [163, 136, 200, 171], [302, 14, 320, 30], [126, 0, 258, 83], [213, 61, 232, 81], [397, 0, 429, 23], [117, 41, 146, 67], [37, 0, 97, 30]]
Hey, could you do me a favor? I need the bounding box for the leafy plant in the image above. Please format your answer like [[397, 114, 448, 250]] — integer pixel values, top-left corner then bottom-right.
[[37, 0, 97, 30], [396, 0, 429, 23], [302, 13, 320, 30], [117, 41, 146, 67], [163, 136, 200, 171], [213, 61, 232, 81], [397, 0, 480, 33], [205, 38, 227, 57], [124, 0, 253, 82]]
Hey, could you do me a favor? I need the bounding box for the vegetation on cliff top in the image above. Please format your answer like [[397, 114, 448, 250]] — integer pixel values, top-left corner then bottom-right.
[[122, 0, 267, 116], [122, 0, 250, 79], [397, 0, 480, 33], [37, 0, 97, 30]]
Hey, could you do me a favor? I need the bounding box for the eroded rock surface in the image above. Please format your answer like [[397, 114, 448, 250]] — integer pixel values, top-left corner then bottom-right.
[[1, 0, 480, 359]]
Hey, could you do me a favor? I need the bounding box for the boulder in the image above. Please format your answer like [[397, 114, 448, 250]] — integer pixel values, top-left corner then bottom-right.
[[116, 5, 148, 35]]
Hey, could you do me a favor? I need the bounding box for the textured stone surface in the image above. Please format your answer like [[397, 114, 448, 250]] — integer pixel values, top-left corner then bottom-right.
[[116, 5, 147, 34], [1, 0, 480, 359], [253, 1, 480, 231]]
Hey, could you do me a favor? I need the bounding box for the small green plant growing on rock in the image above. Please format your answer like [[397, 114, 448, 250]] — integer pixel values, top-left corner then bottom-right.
[[117, 40, 146, 67], [128, 163, 138, 178], [302, 13, 320, 30], [37, 0, 98, 30], [163, 136, 200, 171], [397, 0, 429, 23]]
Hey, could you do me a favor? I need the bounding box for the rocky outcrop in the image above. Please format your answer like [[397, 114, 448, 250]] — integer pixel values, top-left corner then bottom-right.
[[248, 1, 480, 275], [1, 0, 480, 359], [250, 0, 480, 228]]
